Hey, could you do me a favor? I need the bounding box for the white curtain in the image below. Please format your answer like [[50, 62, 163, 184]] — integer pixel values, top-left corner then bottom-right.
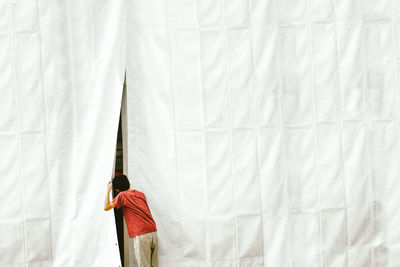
[[1, 0, 125, 266], [3, 0, 400, 266], [126, 0, 400, 266]]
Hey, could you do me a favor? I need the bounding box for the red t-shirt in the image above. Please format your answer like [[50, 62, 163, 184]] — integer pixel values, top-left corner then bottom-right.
[[112, 189, 157, 238]]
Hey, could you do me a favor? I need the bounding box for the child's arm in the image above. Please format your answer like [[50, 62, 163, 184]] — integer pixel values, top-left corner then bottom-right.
[[104, 181, 116, 211]]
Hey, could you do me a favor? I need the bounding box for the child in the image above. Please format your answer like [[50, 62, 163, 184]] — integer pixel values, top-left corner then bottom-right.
[[104, 174, 158, 267]]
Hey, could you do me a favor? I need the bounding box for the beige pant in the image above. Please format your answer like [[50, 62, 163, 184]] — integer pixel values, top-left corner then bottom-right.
[[129, 232, 158, 267]]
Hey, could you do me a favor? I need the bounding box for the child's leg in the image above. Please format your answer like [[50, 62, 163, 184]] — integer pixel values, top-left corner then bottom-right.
[[150, 232, 158, 267], [133, 233, 152, 266]]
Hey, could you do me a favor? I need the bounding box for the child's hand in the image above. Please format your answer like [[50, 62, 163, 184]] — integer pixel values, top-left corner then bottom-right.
[[107, 181, 113, 191]]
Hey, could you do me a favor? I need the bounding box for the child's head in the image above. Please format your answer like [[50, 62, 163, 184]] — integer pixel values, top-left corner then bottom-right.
[[112, 174, 130, 192]]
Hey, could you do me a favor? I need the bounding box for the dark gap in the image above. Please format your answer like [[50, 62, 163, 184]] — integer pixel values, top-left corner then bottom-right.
[[113, 113, 124, 266]]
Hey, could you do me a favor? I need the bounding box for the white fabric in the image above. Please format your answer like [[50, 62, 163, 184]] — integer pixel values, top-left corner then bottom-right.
[[3, 0, 400, 266], [1, 0, 125, 266], [126, 0, 400, 266]]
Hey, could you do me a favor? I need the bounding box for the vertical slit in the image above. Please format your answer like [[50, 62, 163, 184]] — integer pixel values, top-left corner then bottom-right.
[[113, 88, 125, 267], [121, 74, 130, 267]]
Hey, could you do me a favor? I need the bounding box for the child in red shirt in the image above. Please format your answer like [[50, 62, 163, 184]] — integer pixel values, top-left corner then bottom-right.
[[104, 175, 158, 267]]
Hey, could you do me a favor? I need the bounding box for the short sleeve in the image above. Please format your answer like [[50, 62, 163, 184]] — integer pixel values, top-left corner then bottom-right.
[[112, 193, 124, 209], [140, 191, 147, 200]]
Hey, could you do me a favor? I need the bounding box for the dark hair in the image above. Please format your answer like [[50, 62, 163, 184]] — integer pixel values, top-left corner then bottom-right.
[[112, 174, 130, 191]]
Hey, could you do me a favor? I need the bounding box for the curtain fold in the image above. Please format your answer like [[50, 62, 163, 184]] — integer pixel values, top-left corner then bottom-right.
[[126, 0, 400, 266], [0, 0, 125, 266], [2, 0, 400, 266]]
